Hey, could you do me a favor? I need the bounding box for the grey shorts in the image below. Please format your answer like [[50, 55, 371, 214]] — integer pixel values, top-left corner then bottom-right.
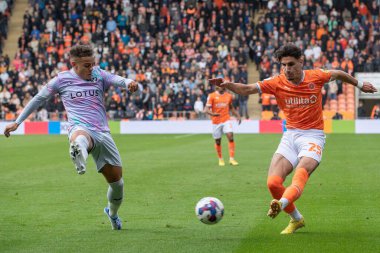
[[69, 126, 122, 172]]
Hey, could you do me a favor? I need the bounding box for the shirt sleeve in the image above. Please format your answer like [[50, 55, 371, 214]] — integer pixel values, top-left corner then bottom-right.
[[316, 69, 332, 84], [257, 76, 279, 95], [15, 77, 58, 124], [100, 68, 135, 90]]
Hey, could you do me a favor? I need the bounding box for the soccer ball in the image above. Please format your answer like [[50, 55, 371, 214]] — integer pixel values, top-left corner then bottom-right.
[[195, 197, 224, 225]]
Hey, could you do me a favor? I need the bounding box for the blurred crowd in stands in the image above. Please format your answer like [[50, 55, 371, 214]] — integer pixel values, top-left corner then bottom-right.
[[258, 0, 380, 119], [0, 0, 379, 122]]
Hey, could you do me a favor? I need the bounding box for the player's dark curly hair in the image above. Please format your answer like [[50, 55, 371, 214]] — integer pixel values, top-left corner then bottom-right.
[[274, 43, 302, 62], [69, 41, 94, 58]]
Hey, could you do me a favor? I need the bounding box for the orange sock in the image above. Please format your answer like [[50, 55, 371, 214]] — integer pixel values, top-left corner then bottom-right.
[[282, 168, 309, 204], [228, 141, 235, 158], [214, 143, 222, 159], [267, 175, 296, 213]]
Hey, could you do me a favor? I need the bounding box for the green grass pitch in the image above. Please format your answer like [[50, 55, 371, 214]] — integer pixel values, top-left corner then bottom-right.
[[1, 134, 379, 253]]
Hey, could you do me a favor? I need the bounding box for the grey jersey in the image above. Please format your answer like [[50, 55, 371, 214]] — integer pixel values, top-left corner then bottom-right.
[[16, 66, 134, 132]]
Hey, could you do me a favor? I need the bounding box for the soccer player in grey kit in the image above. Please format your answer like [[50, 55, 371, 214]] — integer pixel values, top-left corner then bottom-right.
[[4, 43, 138, 230]]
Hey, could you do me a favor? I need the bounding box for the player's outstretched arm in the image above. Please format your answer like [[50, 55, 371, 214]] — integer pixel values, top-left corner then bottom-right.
[[209, 78, 259, 95], [330, 70, 378, 93], [4, 84, 55, 138]]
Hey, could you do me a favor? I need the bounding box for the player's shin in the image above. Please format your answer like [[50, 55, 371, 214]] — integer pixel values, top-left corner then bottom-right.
[[281, 168, 309, 208], [267, 175, 296, 213], [228, 140, 235, 159], [214, 143, 222, 159], [107, 178, 124, 217]]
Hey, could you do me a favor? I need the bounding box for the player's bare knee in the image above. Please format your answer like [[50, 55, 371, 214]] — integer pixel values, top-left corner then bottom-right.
[[102, 165, 122, 183], [297, 157, 319, 175], [215, 139, 221, 145]]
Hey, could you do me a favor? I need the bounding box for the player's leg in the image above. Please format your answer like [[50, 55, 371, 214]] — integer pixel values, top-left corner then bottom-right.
[[280, 157, 319, 209], [267, 153, 298, 217], [93, 132, 124, 230], [225, 132, 238, 165], [69, 129, 93, 174], [213, 124, 224, 166], [267, 131, 303, 220], [102, 164, 124, 230], [224, 121, 238, 165], [267, 153, 306, 234], [215, 138, 224, 166], [273, 157, 317, 234], [280, 132, 325, 210], [277, 132, 325, 234]]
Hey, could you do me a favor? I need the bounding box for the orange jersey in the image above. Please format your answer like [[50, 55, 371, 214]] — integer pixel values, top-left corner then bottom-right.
[[206, 91, 233, 124], [258, 69, 331, 130]]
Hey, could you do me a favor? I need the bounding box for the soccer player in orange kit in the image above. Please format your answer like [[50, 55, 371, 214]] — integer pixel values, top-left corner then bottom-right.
[[204, 85, 241, 166], [209, 44, 377, 234]]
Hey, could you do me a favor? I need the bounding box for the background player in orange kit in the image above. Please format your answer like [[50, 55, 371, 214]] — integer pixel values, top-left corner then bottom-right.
[[204, 86, 241, 166], [209, 44, 377, 234]]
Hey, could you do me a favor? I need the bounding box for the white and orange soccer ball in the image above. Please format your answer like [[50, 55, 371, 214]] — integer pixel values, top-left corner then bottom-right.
[[195, 197, 224, 225]]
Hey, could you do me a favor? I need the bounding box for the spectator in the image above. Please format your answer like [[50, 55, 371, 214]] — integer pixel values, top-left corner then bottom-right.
[[357, 100, 366, 118], [332, 111, 343, 120], [328, 80, 338, 100], [193, 96, 204, 118], [238, 94, 249, 119], [114, 106, 125, 120], [36, 106, 48, 121], [261, 93, 271, 111], [183, 98, 193, 119], [371, 103, 380, 119], [271, 111, 281, 120], [153, 103, 164, 120]]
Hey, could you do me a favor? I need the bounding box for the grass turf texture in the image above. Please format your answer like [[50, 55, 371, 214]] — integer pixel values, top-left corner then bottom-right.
[[0, 134, 379, 253]]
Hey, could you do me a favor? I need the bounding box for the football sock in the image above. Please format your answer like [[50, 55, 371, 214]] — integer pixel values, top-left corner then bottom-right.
[[215, 143, 222, 159], [267, 175, 296, 213], [282, 168, 309, 208], [290, 208, 303, 221], [75, 135, 89, 160], [107, 178, 124, 217], [228, 141, 235, 159]]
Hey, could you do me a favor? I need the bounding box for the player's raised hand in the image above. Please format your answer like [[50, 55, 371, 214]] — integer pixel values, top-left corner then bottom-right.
[[128, 81, 138, 93], [4, 122, 19, 138], [361, 82, 378, 93], [209, 78, 224, 87]]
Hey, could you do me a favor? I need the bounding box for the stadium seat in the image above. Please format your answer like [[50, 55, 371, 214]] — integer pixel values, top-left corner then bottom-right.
[[337, 94, 345, 100], [323, 110, 335, 119], [261, 111, 274, 120], [341, 111, 355, 120]]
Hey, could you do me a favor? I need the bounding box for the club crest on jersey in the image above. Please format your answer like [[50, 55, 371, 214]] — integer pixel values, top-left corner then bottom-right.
[[91, 76, 98, 82], [308, 83, 315, 90]]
